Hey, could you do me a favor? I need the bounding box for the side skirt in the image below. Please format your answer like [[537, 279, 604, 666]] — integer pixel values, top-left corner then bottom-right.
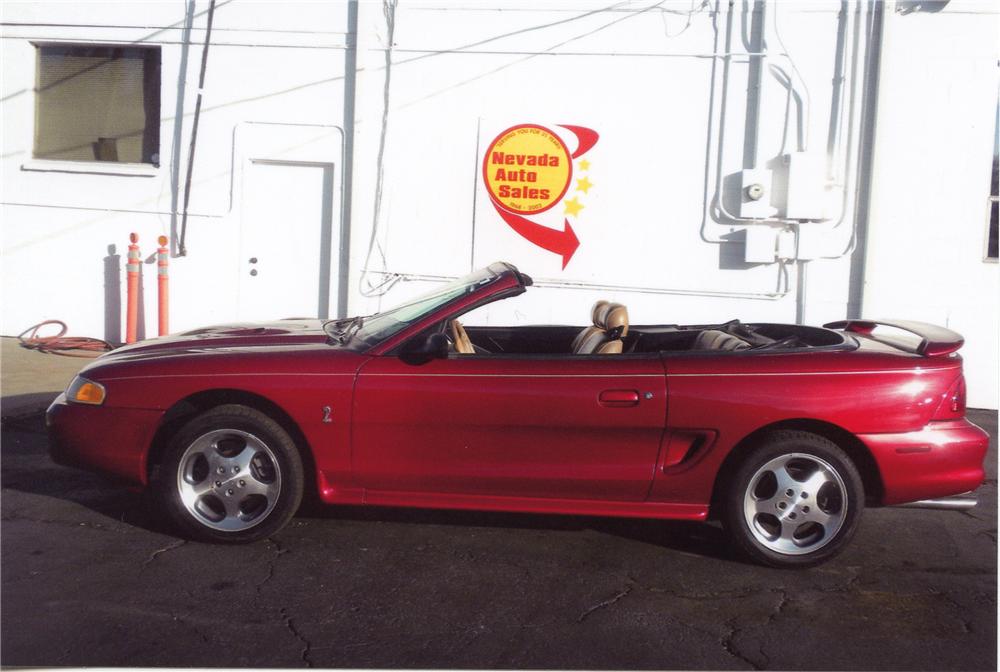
[[315, 474, 708, 521]]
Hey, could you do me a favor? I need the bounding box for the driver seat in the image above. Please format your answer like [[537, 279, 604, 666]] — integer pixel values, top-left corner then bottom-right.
[[572, 301, 629, 354]]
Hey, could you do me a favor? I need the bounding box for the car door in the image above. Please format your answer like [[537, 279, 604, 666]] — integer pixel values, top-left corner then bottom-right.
[[351, 352, 667, 502]]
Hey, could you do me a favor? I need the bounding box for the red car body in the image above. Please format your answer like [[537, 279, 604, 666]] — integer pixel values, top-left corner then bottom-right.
[[48, 263, 988, 545]]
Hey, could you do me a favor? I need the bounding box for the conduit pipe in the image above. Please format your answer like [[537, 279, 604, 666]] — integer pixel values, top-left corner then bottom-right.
[[178, 0, 218, 257]]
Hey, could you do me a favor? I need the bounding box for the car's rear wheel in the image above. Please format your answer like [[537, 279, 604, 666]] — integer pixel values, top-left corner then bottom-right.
[[155, 404, 303, 543], [722, 431, 863, 568]]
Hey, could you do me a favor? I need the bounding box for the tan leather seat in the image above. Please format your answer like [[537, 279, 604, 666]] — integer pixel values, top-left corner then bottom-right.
[[572, 301, 629, 354], [570, 300, 609, 353], [692, 329, 751, 351]]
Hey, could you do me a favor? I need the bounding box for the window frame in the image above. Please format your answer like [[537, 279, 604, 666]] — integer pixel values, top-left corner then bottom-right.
[[28, 41, 162, 173]]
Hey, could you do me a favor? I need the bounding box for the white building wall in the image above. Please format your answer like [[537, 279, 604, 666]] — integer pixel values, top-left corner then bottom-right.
[[348, 0, 863, 329], [1, 0, 351, 337], [859, 0, 999, 409], [1, 0, 997, 407]]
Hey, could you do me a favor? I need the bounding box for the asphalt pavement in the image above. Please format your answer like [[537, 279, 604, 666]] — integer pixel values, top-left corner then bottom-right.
[[1, 338, 996, 670]]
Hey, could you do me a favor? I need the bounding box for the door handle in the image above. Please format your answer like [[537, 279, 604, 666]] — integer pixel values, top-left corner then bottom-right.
[[599, 389, 640, 407]]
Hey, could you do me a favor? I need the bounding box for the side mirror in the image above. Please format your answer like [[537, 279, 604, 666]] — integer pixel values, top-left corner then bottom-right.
[[400, 331, 449, 364]]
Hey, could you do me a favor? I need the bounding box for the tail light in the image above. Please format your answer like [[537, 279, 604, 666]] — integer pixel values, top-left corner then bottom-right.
[[931, 375, 966, 421]]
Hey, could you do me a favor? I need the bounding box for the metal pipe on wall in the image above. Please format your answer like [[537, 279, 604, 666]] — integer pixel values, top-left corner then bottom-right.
[[178, 0, 218, 257]]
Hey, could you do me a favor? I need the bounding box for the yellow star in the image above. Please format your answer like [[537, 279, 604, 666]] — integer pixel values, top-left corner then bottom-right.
[[578, 159, 591, 171], [564, 197, 584, 217], [576, 176, 594, 194]]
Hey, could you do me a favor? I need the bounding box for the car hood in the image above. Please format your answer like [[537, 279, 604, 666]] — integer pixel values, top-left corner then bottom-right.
[[104, 319, 332, 359]]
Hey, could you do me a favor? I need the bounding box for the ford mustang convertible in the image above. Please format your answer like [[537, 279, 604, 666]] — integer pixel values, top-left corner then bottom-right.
[[48, 262, 988, 567]]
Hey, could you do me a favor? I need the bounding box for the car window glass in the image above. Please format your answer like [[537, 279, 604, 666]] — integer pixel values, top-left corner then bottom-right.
[[352, 268, 499, 344]]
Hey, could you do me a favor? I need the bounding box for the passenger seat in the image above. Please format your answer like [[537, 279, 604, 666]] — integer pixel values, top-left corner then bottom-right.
[[572, 301, 629, 354]]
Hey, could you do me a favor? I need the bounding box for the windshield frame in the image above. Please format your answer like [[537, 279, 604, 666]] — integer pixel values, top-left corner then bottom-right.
[[325, 262, 529, 353]]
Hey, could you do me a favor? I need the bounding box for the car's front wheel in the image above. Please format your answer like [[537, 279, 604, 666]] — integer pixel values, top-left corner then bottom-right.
[[154, 404, 304, 543], [722, 431, 864, 568]]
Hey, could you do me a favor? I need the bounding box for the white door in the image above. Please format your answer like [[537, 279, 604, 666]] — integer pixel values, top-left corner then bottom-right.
[[238, 160, 339, 321]]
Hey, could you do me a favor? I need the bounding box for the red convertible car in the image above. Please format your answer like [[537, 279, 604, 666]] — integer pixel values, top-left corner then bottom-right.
[[48, 262, 988, 567]]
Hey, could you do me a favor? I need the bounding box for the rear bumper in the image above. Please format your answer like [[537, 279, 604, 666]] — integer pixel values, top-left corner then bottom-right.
[[47, 393, 163, 486], [860, 419, 989, 505]]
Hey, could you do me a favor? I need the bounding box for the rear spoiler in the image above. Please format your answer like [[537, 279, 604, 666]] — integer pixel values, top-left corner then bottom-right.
[[823, 319, 964, 357]]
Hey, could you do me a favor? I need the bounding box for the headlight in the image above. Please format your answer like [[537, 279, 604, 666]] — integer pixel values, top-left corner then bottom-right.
[[66, 376, 106, 405]]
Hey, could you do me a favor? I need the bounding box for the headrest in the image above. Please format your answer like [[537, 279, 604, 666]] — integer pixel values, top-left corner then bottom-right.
[[604, 303, 629, 338], [593, 302, 629, 338], [590, 300, 611, 326]]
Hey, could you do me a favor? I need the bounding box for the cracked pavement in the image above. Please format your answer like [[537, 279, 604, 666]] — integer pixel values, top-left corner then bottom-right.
[[1, 407, 995, 669]]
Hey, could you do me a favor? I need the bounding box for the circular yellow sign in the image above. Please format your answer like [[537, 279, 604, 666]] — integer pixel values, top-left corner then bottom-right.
[[482, 124, 572, 214]]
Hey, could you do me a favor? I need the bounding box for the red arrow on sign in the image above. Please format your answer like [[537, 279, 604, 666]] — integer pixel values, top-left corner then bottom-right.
[[559, 124, 600, 158], [491, 203, 580, 269]]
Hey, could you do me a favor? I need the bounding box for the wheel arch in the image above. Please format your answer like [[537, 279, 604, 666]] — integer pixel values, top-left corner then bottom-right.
[[708, 418, 884, 516], [146, 389, 317, 494]]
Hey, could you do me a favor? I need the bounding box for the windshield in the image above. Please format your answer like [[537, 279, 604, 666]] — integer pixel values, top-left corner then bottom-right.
[[324, 266, 502, 346]]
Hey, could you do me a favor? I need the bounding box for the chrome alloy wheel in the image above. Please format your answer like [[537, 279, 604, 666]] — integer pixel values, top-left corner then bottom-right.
[[176, 429, 282, 532], [742, 452, 848, 556]]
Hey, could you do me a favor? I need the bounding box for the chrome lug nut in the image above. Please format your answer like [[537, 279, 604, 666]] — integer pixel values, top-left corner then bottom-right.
[[238, 480, 245, 488]]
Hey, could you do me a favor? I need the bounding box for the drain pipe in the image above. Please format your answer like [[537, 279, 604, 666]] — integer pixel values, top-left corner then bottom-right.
[[178, 0, 218, 256], [744, 0, 768, 169]]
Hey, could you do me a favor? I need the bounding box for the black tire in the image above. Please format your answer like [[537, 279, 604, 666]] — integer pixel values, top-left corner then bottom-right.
[[721, 430, 864, 568], [153, 404, 304, 543]]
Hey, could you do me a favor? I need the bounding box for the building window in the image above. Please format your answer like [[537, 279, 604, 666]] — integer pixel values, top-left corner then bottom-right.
[[33, 44, 161, 165]]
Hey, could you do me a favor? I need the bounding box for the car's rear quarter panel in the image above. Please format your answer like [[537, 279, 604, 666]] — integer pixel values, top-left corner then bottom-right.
[[651, 347, 966, 506]]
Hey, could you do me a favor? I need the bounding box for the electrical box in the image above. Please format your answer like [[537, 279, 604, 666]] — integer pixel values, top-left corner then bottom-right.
[[739, 168, 775, 219], [744, 226, 777, 263], [784, 152, 829, 221], [794, 227, 835, 260], [776, 228, 797, 260]]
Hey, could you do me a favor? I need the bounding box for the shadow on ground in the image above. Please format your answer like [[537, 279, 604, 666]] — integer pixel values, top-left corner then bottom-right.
[[2, 410, 737, 563]]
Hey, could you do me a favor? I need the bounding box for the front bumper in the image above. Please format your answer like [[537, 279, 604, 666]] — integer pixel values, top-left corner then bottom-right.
[[47, 393, 164, 486], [860, 418, 989, 506]]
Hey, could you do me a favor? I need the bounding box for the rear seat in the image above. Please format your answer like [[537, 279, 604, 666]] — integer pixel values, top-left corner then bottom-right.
[[692, 329, 751, 351]]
